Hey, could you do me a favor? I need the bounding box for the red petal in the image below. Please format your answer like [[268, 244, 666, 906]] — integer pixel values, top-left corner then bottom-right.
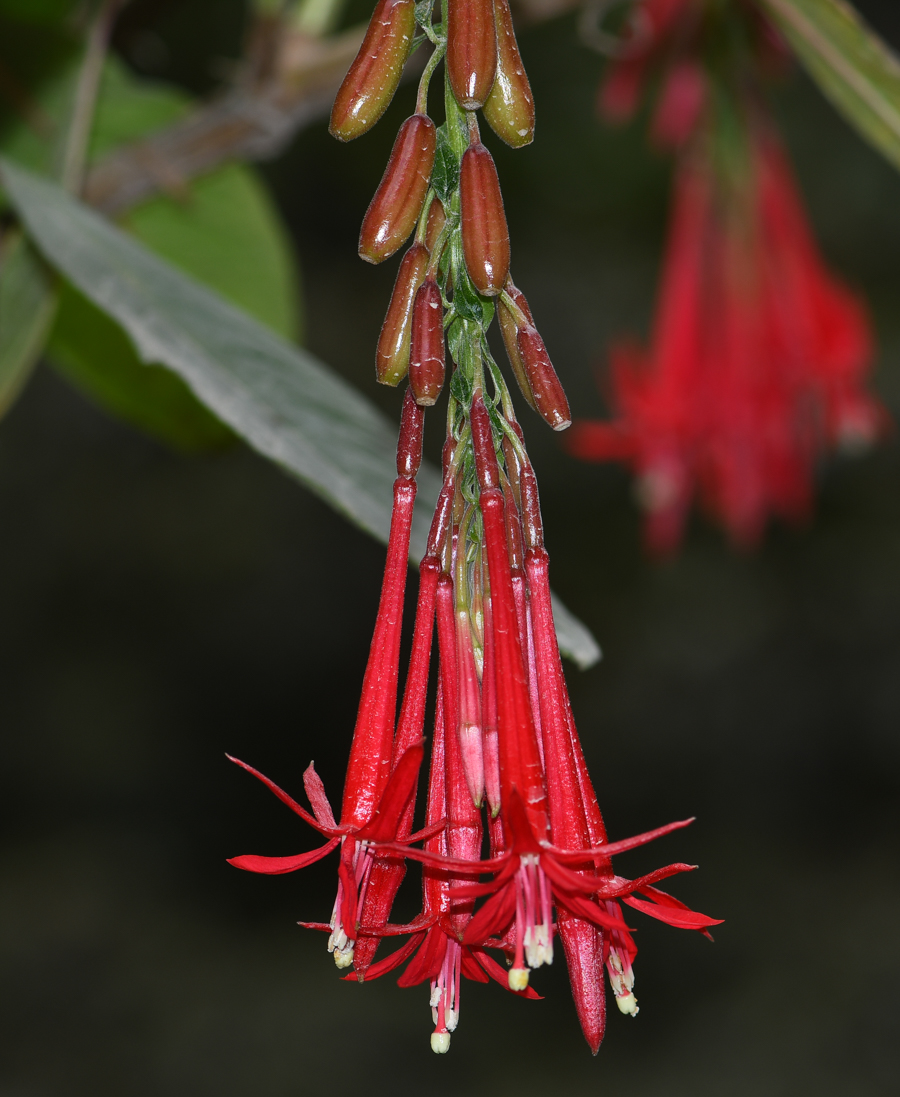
[[398, 926, 447, 987], [303, 762, 337, 829], [405, 817, 447, 844], [555, 889, 634, 932], [550, 817, 695, 862], [350, 933, 425, 982], [622, 894, 723, 929], [463, 880, 517, 946], [227, 836, 339, 875], [471, 949, 542, 999], [227, 754, 341, 836], [357, 741, 425, 842], [600, 863, 697, 898], [296, 921, 333, 932], [460, 951, 490, 984]]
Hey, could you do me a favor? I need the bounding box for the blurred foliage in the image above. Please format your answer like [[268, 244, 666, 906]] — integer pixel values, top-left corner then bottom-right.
[[0, 11, 303, 450]]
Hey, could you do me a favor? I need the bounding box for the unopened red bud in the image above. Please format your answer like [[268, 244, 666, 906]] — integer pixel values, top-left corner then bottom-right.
[[501, 474, 524, 568], [360, 115, 436, 264], [519, 459, 543, 549], [498, 283, 537, 411], [396, 387, 425, 478], [376, 243, 429, 386], [442, 435, 457, 477], [425, 196, 447, 254], [446, 0, 498, 110], [482, 0, 535, 148], [470, 396, 500, 492], [427, 477, 455, 557], [330, 0, 416, 142], [515, 326, 571, 430], [409, 279, 445, 405], [460, 142, 510, 296]]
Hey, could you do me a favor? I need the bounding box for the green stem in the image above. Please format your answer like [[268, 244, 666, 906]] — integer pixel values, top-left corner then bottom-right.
[[444, 71, 468, 160], [417, 41, 447, 115], [61, 0, 122, 195]]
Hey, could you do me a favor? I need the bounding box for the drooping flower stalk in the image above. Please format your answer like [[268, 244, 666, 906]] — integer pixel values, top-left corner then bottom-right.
[[229, 0, 720, 1055]]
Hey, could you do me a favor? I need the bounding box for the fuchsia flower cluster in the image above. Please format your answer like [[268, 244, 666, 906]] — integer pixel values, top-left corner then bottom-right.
[[228, 390, 720, 1054], [228, 0, 719, 1056], [570, 0, 887, 552]]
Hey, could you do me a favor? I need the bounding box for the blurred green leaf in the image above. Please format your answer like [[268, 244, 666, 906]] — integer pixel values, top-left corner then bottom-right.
[[761, 0, 900, 174], [0, 22, 78, 186], [45, 59, 302, 449], [0, 229, 57, 416], [0, 0, 77, 27], [0, 158, 600, 667]]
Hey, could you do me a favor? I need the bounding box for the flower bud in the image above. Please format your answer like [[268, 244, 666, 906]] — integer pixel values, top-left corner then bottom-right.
[[498, 282, 538, 411], [460, 142, 510, 296], [425, 196, 447, 254], [360, 115, 437, 264], [446, 0, 498, 110], [376, 243, 429, 386], [515, 326, 571, 431], [396, 387, 425, 478], [330, 0, 416, 142], [409, 279, 445, 405], [482, 0, 535, 148], [470, 395, 500, 493]]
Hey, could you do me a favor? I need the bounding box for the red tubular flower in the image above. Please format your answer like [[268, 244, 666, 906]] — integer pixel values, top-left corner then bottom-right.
[[234, 0, 722, 1044], [369, 394, 721, 1053], [227, 393, 439, 968]]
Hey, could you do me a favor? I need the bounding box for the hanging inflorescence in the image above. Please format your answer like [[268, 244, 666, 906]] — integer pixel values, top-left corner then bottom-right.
[[228, 0, 720, 1055]]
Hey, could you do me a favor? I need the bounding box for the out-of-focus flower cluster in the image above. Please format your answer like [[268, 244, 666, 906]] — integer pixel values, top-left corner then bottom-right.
[[569, 0, 888, 552]]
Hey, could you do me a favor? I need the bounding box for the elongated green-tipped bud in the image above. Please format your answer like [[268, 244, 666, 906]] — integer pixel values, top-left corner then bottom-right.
[[446, 0, 498, 110], [483, 0, 535, 147], [409, 278, 445, 405], [498, 280, 538, 411], [330, 0, 416, 142], [376, 243, 429, 385], [515, 324, 571, 430], [360, 114, 437, 264], [460, 141, 510, 296]]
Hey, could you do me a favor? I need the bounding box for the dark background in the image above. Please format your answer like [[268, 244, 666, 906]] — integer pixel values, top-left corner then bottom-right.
[[2, 1, 900, 1094]]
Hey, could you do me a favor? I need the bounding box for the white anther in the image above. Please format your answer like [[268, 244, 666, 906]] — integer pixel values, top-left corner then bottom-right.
[[615, 992, 639, 1016], [333, 945, 354, 969], [508, 967, 530, 991], [431, 1032, 451, 1054]]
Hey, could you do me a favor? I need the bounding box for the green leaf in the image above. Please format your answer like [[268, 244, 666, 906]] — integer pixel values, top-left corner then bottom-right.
[[431, 126, 458, 204], [0, 158, 600, 667], [760, 0, 900, 174], [0, 229, 57, 416], [44, 59, 302, 449], [48, 280, 233, 451]]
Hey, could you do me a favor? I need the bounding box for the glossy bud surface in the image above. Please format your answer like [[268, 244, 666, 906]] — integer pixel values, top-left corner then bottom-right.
[[330, 0, 416, 142], [425, 196, 447, 254], [516, 326, 571, 430], [359, 114, 437, 264], [483, 0, 535, 147], [410, 279, 445, 405], [460, 142, 510, 296], [377, 243, 429, 386], [396, 388, 425, 477], [446, 0, 498, 110], [498, 282, 537, 411]]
